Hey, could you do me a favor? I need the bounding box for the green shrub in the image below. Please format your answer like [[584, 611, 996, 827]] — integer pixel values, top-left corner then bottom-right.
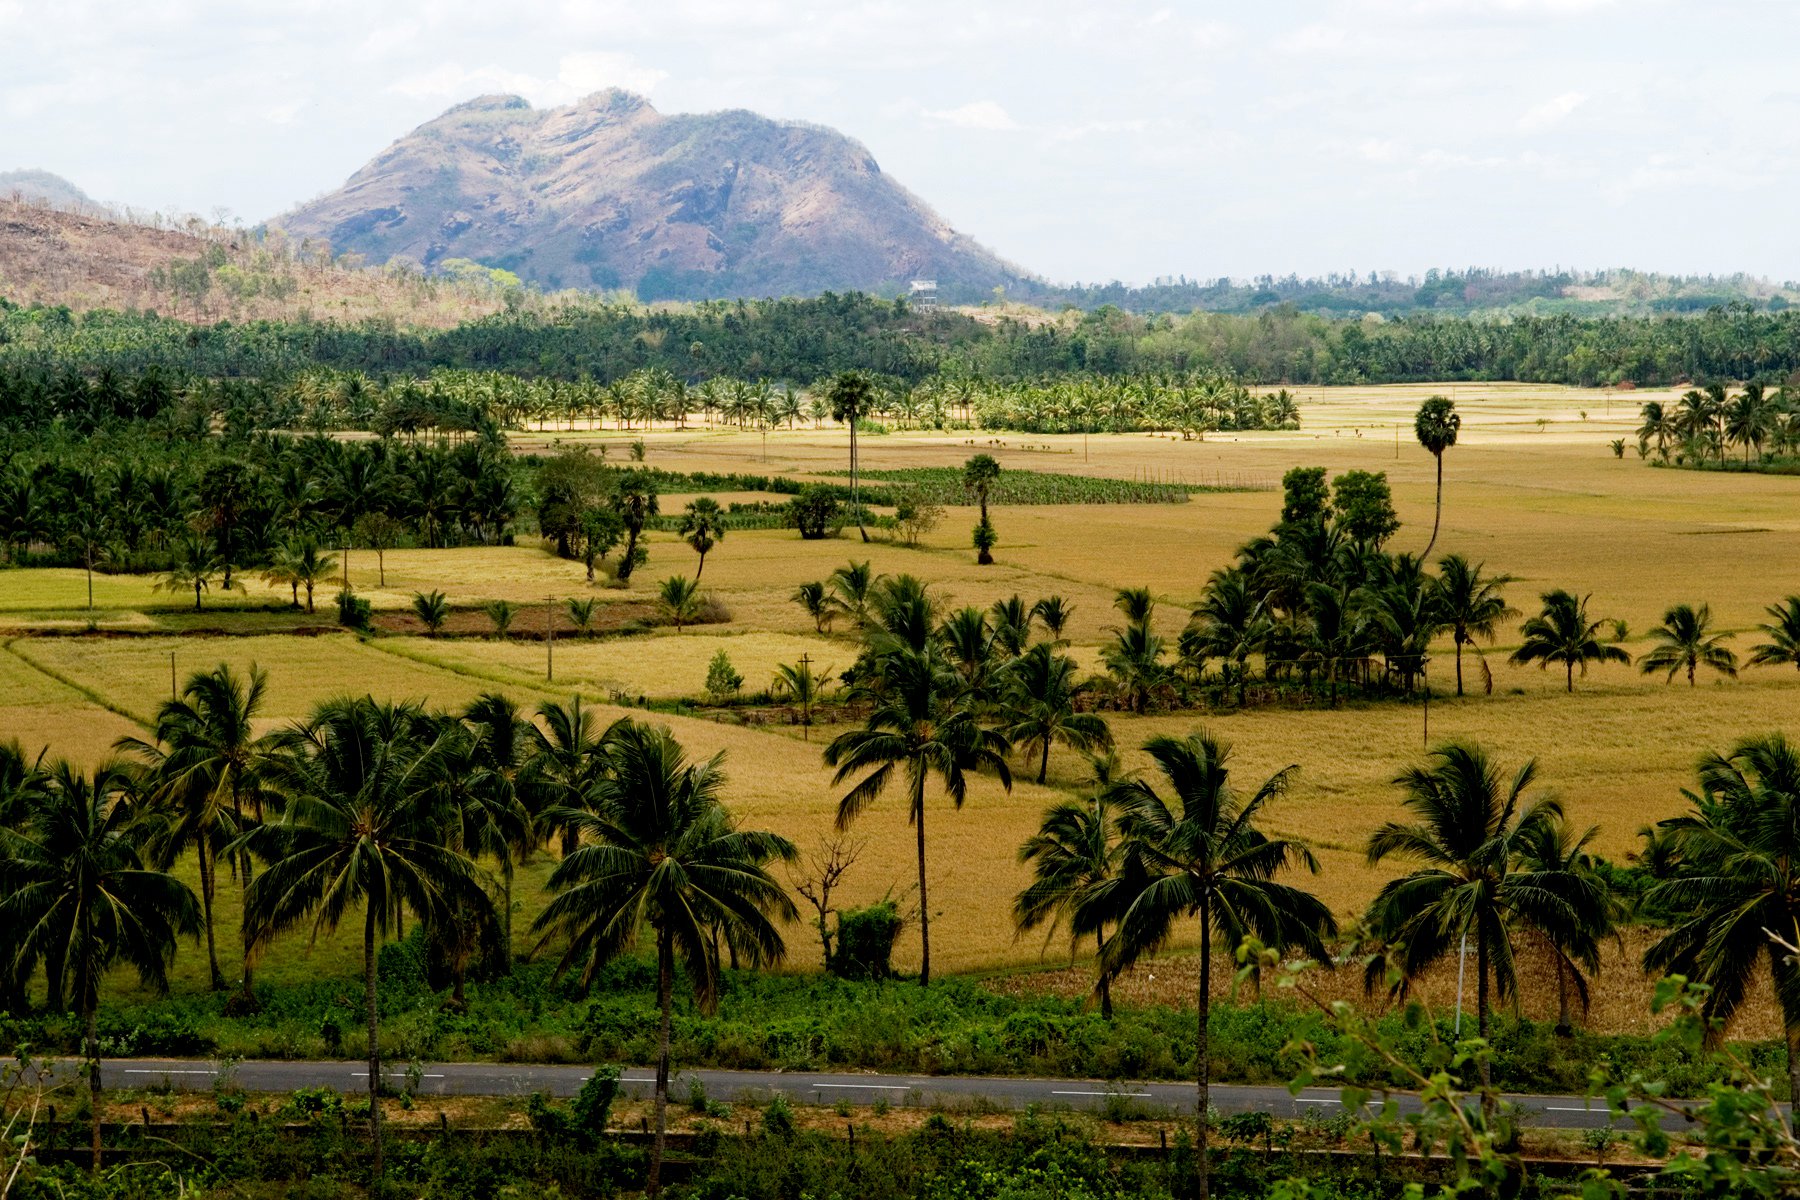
[[334, 588, 371, 629], [832, 901, 902, 980]]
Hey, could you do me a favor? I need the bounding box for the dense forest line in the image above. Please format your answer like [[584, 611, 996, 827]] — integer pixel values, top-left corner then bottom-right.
[[5, 291, 1800, 388]]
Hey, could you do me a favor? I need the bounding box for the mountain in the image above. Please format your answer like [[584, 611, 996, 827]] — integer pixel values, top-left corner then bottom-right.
[[273, 91, 1025, 301], [0, 169, 96, 208]]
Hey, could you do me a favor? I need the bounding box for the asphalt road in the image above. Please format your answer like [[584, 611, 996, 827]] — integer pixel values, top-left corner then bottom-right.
[[92, 1058, 1677, 1131]]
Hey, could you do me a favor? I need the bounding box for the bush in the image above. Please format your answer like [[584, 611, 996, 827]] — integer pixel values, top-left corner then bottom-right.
[[705, 650, 743, 702], [335, 588, 370, 630], [786, 486, 843, 539], [831, 901, 902, 980]]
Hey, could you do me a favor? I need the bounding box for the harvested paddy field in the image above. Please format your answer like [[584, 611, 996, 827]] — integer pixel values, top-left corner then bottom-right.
[[5, 382, 1798, 1020]]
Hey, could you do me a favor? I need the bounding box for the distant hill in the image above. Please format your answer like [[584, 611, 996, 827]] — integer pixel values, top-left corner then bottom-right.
[[272, 91, 1026, 302], [0, 169, 96, 209]]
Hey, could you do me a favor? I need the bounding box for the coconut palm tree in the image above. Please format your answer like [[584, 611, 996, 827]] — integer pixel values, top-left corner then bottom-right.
[[656, 575, 703, 632], [827, 371, 875, 543], [262, 539, 338, 613], [989, 594, 1033, 658], [824, 645, 1012, 987], [1644, 734, 1800, 1105], [771, 657, 833, 741], [1032, 595, 1073, 644], [455, 694, 536, 968], [482, 599, 516, 638], [1638, 602, 1738, 686], [999, 643, 1112, 784], [1365, 743, 1594, 1102], [792, 580, 833, 633], [1190, 567, 1270, 706], [0, 759, 199, 1169], [1515, 812, 1617, 1034], [1433, 555, 1516, 696], [1414, 396, 1460, 559], [826, 560, 880, 630], [237, 697, 491, 1180], [1102, 732, 1336, 1200], [412, 589, 450, 635], [116, 664, 269, 995], [679, 497, 726, 580], [1747, 596, 1800, 672], [533, 720, 796, 1196], [524, 696, 614, 858], [1014, 781, 1128, 1018], [158, 531, 229, 612], [565, 596, 598, 638], [1509, 589, 1630, 692]]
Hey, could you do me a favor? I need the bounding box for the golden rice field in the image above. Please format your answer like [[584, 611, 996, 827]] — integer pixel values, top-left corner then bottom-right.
[[3, 381, 1798, 1032]]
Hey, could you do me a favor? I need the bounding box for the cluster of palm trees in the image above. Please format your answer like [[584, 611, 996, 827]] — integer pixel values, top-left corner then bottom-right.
[[812, 566, 1107, 983], [1011, 729, 1800, 1199], [0, 666, 789, 1191], [2, 432, 519, 607], [277, 365, 1303, 440], [1635, 382, 1800, 465]]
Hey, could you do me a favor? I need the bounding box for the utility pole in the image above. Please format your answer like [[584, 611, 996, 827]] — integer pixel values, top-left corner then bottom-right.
[[545, 596, 555, 683]]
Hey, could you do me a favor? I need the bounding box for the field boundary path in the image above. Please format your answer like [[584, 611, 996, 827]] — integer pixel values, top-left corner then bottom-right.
[[98, 1057, 1677, 1130]]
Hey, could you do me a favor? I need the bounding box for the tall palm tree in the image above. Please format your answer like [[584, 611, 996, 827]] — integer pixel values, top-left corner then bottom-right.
[[456, 694, 536, 969], [1637, 602, 1739, 686], [116, 664, 269, 996], [999, 643, 1112, 784], [1102, 732, 1336, 1200], [1414, 396, 1460, 559], [1515, 812, 1616, 1035], [1365, 743, 1591, 1101], [524, 696, 614, 858], [824, 645, 1011, 986], [1190, 567, 1270, 706], [0, 760, 199, 1169], [1433, 555, 1515, 697], [963, 454, 1001, 564], [1645, 734, 1800, 1105], [827, 371, 875, 543], [1747, 596, 1800, 672], [611, 472, 659, 584], [1014, 784, 1127, 1018], [679, 497, 726, 580], [1509, 589, 1630, 692], [237, 697, 491, 1180], [534, 721, 796, 1196]]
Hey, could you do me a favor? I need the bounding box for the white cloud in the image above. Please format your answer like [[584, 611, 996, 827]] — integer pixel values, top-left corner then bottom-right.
[[921, 100, 1018, 131], [1518, 89, 1588, 130]]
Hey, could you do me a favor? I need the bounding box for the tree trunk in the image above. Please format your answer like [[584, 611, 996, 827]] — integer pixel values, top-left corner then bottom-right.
[[1566, 661, 1574, 693], [648, 928, 674, 1196], [233, 782, 257, 1009], [1455, 638, 1465, 697], [852, 424, 868, 543], [85, 556, 94, 610], [915, 771, 931, 988], [1038, 738, 1050, 786], [305, 581, 315, 613], [500, 858, 514, 971], [694, 552, 706, 581], [1423, 453, 1444, 560], [1196, 900, 1212, 1200], [197, 841, 225, 990], [365, 904, 383, 1180], [1476, 929, 1493, 1114], [86, 1000, 102, 1171], [1097, 930, 1113, 1021], [377, 550, 385, 587], [1555, 959, 1572, 1035], [561, 823, 578, 859]]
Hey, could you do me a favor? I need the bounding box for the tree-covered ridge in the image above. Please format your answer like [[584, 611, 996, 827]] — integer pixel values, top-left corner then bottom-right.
[[7, 292, 1800, 387]]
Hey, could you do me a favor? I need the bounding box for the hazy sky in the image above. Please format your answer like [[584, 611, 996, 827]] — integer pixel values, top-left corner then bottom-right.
[[3, 0, 1793, 286]]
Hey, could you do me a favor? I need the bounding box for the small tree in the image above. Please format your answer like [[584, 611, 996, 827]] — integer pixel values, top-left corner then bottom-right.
[[658, 576, 702, 632], [786, 486, 842, 540], [352, 512, 402, 586], [793, 581, 833, 632], [576, 507, 625, 584], [483, 599, 517, 638], [1333, 470, 1401, 548], [893, 490, 942, 547], [610, 473, 658, 584], [705, 650, 743, 702], [772, 657, 832, 739], [412, 590, 450, 636], [972, 517, 998, 565], [566, 597, 598, 637]]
